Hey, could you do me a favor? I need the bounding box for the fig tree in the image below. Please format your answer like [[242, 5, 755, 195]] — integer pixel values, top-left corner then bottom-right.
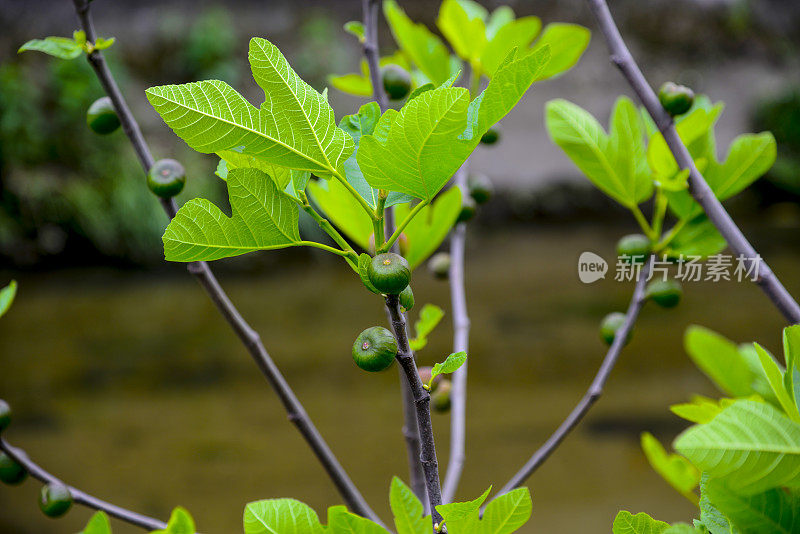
[[468, 173, 493, 205], [646, 279, 683, 308], [368, 253, 410, 295], [431, 379, 452, 413], [39, 482, 73, 518], [0, 453, 27, 485], [381, 64, 411, 100], [480, 127, 500, 145], [428, 252, 451, 280], [616, 234, 650, 263], [456, 196, 477, 223], [352, 326, 398, 372], [658, 82, 694, 116], [86, 96, 120, 135], [399, 285, 415, 312], [600, 312, 631, 346], [147, 159, 186, 198]]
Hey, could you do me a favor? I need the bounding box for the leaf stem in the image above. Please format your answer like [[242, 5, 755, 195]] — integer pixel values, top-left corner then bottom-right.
[[373, 191, 388, 248], [381, 198, 430, 253], [651, 187, 668, 239], [294, 192, 359, 268], [333, 170, 379, 221], [654, 217, 688, 253], [631, 205, 656, 240]]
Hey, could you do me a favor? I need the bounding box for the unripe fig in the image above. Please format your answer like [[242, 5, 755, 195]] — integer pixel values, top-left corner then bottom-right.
[[616, 234, 650, 264], [147, 159, 186, 198], [368, 253, 411, 294], [381, 64, 411, 100], [456, 196, 477, 223], [418, 366, 442, 392], [480, 127, 500, 145], [646, 279, 683, 308], [86, 96, 120, 135], [428, 252, 451, 280], [352, 326, 398, 372], [658, 82, 695, 116], [0, 399, 10, 433], [399, 285, 415, 312], [468, 173, 493, 205], [39, 482, 73, 518], [0, 453, 27, 485], [600, 312, 631, 346], [431, 379, 452, 413], [368, 232, 409, 256]]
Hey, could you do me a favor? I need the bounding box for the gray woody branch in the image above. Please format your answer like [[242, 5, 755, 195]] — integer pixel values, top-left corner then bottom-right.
[[386, 294, 444, 530], [70, 0, 379, 523], [586, 0, 800, 324], [493, 255, 654, 499], [1, 437, 172, 532], [360, 0, 428, 506], [441, 163, 470, 504]]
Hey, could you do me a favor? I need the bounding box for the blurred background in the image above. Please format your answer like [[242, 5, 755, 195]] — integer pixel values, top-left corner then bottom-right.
[[0, 0, 799, 532]]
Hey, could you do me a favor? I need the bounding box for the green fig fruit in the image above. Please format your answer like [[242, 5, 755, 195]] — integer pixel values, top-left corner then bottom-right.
[[368, 253, 411, 295], [616, 234, 651, 264], [431, 379, 452, 413], [147, 159, 186, 198], [39, 482, 73, 518], [86, 97, 120, 135], [428, 252, 451, 280], [352, 326, 398, 372], [399, 285, 415, 312], [658, 82, 695, 116], [0, 453, 27, 485], [599, 312, 631, 346], [456, 196, 477, 223], [468, 173, 493, 205], [480, 127, 500, 145], [0, 399, 10, 433], [646, 279, 683, 308], [381, 64, 411, 100]]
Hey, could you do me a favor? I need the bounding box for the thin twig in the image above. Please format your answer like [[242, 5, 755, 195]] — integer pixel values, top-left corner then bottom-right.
[[386, 294, 444, 530], [441, 164, 470, 504], [69, 0, 379, 523], [360, 0, 427, 505], [362, 0, 389, 113], [0, 437, 171, 532], [492, 255, 654, 499], [586, 0, 800, 324]]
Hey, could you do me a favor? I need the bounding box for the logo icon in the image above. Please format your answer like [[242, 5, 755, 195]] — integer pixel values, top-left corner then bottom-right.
[[578, 252, 608, 284]]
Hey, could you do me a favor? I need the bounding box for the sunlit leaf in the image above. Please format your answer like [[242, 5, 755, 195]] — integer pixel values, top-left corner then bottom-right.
[[640, 432, 700, 502], [81, 511, 112, 534], [0, 280, 17, 319], [152, 508, 195, 534], [410, 304, 445, 351], [546, 96, 651, 208], [147, 38, 354, 177], [430, 352, 467, 385], [612, 511, 669, 534], [18, 36, 83, 59], [684, 325, 753, 397], [389, 477, 430, 534], [704, 478, 799, 534], [244, 499, 323, 534], [674, 399, 800, 494], [163, 168, 300, 262], [437, 0, 488, 64], [326, 505, 388, 533], [754, 343, 800, 421]]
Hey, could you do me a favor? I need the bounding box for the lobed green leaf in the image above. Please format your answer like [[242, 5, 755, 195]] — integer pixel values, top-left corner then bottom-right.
[[244, 499, 323, 534]]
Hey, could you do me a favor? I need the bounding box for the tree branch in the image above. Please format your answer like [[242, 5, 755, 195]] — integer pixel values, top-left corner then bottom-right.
[[386, 294, 444, 529], [362, 0, 389, 113], [441, 164, 470, 504], [586, 0, 800, 324], [0, 437, 172, 532], [360, 0, 427, 505], [69, 0, 379, 523], [493, 255, 653, 499]]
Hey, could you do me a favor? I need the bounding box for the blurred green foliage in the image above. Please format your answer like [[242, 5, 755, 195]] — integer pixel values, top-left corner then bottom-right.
[[752, 87, 800, 195], [0, 8, 240, 267]]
